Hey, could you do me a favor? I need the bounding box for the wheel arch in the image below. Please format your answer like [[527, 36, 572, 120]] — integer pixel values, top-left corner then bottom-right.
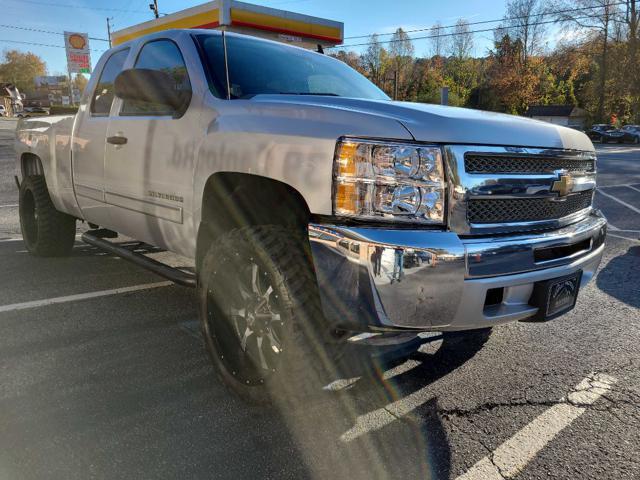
[[196, 172, 311, 271], [20, 152, 45, 178]]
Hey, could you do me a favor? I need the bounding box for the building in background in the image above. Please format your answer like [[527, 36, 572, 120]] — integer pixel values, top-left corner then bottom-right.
[[31, 76, 80, 106], [526, 105, 587, 129], [112, 0, 343, 50]]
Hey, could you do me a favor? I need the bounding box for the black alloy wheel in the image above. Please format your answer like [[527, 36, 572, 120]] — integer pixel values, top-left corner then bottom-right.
[[206, 257, 285, 386], [19, 175, 76, 256], [198, 225, 337, 403]]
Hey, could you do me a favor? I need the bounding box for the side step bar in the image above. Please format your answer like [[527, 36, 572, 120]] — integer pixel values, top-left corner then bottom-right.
[[81, 232, 196, 288]]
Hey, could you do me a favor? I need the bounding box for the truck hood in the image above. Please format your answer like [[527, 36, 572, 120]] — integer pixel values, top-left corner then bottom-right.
[[251, 95, 594, 152]]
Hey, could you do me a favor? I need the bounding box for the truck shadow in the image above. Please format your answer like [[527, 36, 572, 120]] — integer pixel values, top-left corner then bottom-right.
[[262, 330, 491, 480], [595, 245, 640, 308], [2, 239, 487, 480]]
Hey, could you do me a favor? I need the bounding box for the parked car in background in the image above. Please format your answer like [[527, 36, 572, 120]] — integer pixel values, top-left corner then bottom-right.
[[621, 125, 640, 144], [0, 105, 6, 117], [17, 106, 50, 118], [587, 124, 625, 143]]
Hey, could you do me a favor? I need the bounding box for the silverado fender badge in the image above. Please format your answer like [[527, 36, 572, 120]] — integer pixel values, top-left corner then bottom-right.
[[551, 174, 573, 197], [148, 190, 184, 203]]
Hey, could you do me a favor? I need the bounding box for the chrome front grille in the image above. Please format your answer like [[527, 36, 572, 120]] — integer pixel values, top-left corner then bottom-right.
[[464, 154, 595, 174], [467, 190, 594, 224], [445, 145, 597, 235]]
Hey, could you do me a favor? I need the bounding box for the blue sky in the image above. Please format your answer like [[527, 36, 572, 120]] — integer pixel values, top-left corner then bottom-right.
[[1, 0, 560, 75]]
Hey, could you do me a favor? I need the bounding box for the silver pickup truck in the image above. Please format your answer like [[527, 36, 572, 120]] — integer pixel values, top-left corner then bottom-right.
[[15, 30, 606, 401]]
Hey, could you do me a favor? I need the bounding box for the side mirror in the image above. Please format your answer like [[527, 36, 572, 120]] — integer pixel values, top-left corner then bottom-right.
[[114, 68, 190, 114]]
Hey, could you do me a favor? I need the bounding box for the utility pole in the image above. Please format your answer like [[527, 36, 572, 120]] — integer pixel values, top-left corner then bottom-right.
[[149, 0, 159, 19], [440, 86, 449, 106], [67, 68, 75, 106], [106, 17, 113, 48], [393, 70, 398, 101]]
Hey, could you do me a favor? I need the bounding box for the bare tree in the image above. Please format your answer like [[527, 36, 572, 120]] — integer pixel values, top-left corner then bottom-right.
[[362, 34, 388, 85], [449, 19, 474, 59], [553, 0, 622, 121], [389, 28, 415, 99], [429, 22, 448, 57], [503, 0, 548, 64]]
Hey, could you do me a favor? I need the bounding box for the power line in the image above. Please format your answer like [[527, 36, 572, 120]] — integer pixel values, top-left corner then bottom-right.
[[342, 1, 628, 41], [329, 11, 627, 49], [0, 38, 106, 53], [0, 24, 109, 42]]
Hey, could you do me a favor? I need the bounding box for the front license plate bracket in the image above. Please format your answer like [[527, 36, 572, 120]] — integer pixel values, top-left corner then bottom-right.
[[526, 270, 583, 322]]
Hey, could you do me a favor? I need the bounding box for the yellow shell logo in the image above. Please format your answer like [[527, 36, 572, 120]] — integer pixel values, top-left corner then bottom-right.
[[68, 34, 86, 49]]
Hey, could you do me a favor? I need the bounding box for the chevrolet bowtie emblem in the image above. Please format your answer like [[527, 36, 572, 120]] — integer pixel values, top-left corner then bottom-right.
[[551, 174, 573, 197]]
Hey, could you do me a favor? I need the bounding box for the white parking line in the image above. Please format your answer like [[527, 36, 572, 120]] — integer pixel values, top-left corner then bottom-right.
[[456, 373, 617, 480], [596, 189, 640, 215], [0, 204, 18, 208], [0, 281, 173, 314], [627, 185, 640, 194]]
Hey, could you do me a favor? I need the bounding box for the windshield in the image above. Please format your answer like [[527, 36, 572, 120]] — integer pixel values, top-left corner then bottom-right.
[[196, 33, 389, 101]]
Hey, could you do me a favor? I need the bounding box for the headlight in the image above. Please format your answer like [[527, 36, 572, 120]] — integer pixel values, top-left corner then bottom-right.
[[333, 138, 445, 224]]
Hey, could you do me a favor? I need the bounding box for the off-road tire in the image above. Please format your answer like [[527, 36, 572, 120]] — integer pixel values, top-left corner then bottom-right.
[[199, 225, 360, 404], [19, 175, 76, 257]]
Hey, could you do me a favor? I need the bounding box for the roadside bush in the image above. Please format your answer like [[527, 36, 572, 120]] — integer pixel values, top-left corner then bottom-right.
[[49, 106, 78, 115]]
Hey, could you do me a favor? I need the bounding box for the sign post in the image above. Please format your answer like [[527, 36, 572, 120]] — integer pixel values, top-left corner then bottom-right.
[[64, 32, 91, 105]]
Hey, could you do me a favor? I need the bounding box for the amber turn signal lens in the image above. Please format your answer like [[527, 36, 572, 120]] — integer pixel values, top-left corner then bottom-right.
[[336, 142, 358, 177], [334, 182, 358, 214]]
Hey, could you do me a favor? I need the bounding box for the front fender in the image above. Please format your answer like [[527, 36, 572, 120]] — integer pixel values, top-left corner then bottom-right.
[[191, 98, 413, 233]]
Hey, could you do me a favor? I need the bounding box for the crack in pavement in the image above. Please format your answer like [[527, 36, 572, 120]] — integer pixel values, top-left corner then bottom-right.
[[447, 415, 508, 480], [451, 373, 618, 479]]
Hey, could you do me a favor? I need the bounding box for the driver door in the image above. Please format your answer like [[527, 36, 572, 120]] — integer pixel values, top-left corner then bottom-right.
[[104, 39, 197, 253], [72, 47, 130, 228]]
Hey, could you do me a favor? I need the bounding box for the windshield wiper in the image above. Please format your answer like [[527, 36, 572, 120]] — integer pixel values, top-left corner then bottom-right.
[[277, 92, 340, 96]]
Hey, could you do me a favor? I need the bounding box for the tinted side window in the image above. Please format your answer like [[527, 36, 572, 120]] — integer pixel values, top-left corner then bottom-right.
[[121, 40, 191, 116], [91, 49, 129, 115]]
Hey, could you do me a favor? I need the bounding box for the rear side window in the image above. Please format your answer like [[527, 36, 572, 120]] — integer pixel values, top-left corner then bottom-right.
[[121, 40, 191, 116], [90, 48, 129, 116]]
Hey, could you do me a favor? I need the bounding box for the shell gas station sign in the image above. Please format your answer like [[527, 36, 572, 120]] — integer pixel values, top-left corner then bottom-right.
[[64, 32, 91, 74], [111, 0, 343, 50]]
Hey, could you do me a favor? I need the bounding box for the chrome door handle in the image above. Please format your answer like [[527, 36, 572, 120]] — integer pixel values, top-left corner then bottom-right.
[[107, 136, 128, 145]]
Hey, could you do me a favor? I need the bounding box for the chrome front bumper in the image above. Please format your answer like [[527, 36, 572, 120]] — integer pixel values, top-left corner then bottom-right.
[[308, 210, 606, 332]]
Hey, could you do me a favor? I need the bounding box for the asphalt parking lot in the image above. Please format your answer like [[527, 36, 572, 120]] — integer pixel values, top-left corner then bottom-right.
[[1, 117, 639, 480]]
